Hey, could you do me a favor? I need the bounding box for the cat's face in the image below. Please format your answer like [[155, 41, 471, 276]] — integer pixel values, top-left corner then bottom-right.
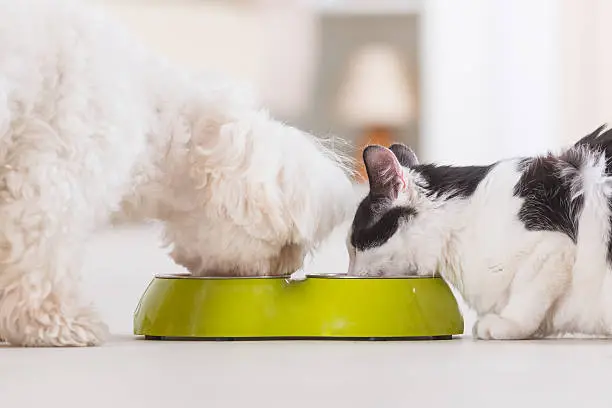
[[347, 144, 428, 277]]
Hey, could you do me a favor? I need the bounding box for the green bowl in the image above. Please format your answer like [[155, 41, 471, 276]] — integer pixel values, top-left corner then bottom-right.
[[133, 274, 464, 340]]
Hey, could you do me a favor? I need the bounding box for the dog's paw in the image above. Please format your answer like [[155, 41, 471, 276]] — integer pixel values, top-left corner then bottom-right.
[[290, 268, 307, 281], [472, 314, 527, 340], [285, 269, 307, 283], [1, 305, 108, 347]]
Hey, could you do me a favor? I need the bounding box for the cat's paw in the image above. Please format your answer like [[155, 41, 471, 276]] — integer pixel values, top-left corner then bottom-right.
[[473, 314, 528, 340]]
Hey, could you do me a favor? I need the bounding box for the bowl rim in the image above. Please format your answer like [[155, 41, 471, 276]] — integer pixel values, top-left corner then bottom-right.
[[153, 273, 441, 280]]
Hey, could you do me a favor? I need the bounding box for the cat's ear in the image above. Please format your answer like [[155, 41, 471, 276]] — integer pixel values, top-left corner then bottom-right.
[[389, 143, 418, 168], [363, 145, 405, 199]]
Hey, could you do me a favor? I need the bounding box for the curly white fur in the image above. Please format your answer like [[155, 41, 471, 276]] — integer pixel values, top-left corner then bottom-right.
[[0, 0, 353, 346]]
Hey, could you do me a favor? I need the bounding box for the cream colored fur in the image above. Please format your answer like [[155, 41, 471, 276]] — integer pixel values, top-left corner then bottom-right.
[[0, 0, 353, 346]]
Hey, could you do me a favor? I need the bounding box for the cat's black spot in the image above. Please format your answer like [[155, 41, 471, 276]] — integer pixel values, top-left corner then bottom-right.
[[350, 194, 417, 251], [413, 164, 494, 200], [350, 162, 493, 251], [559, 146, 587, 173], [513, 155, 584, 242]]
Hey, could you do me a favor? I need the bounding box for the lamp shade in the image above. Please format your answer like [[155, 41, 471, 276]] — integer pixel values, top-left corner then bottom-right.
[[337, 43, 415, 127]]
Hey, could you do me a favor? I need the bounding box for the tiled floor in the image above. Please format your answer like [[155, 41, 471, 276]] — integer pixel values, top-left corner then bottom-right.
[[2, 222, 611, 407]]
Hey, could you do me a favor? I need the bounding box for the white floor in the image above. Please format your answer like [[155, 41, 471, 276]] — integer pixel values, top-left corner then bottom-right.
[[2, 225, 612, 407]]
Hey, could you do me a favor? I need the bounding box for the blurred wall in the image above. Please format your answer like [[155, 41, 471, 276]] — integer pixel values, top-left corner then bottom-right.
[[422, 0, 612, 165], [95, 0, 318, 120], [97, 1, 264, 84], [94, 0, 612, 165], [421, 0, 560, 165], [560, 0, 612, 145]]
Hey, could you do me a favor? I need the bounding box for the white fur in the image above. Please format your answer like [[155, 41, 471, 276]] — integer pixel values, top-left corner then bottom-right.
[[0, 0, 353, 346], [348, 145, 612, 340]]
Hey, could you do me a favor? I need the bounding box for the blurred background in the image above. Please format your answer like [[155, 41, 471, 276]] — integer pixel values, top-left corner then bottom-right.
[[94, 0, 612, 170], [84, 0, 612, 334]]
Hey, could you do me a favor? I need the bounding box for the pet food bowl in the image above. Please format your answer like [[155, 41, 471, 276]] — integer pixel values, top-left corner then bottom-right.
[[133, 273, 464, 340]]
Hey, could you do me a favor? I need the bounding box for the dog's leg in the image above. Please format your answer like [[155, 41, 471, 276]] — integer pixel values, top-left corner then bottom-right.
[[0, 151, 110, 346]]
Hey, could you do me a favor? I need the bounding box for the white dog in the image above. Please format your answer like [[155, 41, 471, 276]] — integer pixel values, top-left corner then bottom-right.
[[0, 0, 353, 346]]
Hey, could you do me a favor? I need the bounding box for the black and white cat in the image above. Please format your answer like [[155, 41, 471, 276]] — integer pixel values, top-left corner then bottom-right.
[[347, 125, 612, 340]]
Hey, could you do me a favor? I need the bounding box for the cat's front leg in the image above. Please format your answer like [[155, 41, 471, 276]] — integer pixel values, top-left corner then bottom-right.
[[473, 314, 527, 340], [473, 237, 573, 340]]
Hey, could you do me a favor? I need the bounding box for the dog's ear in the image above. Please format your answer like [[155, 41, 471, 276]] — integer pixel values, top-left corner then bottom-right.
[[363, 145, 404, 199], [389, 143, 418, 168]]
